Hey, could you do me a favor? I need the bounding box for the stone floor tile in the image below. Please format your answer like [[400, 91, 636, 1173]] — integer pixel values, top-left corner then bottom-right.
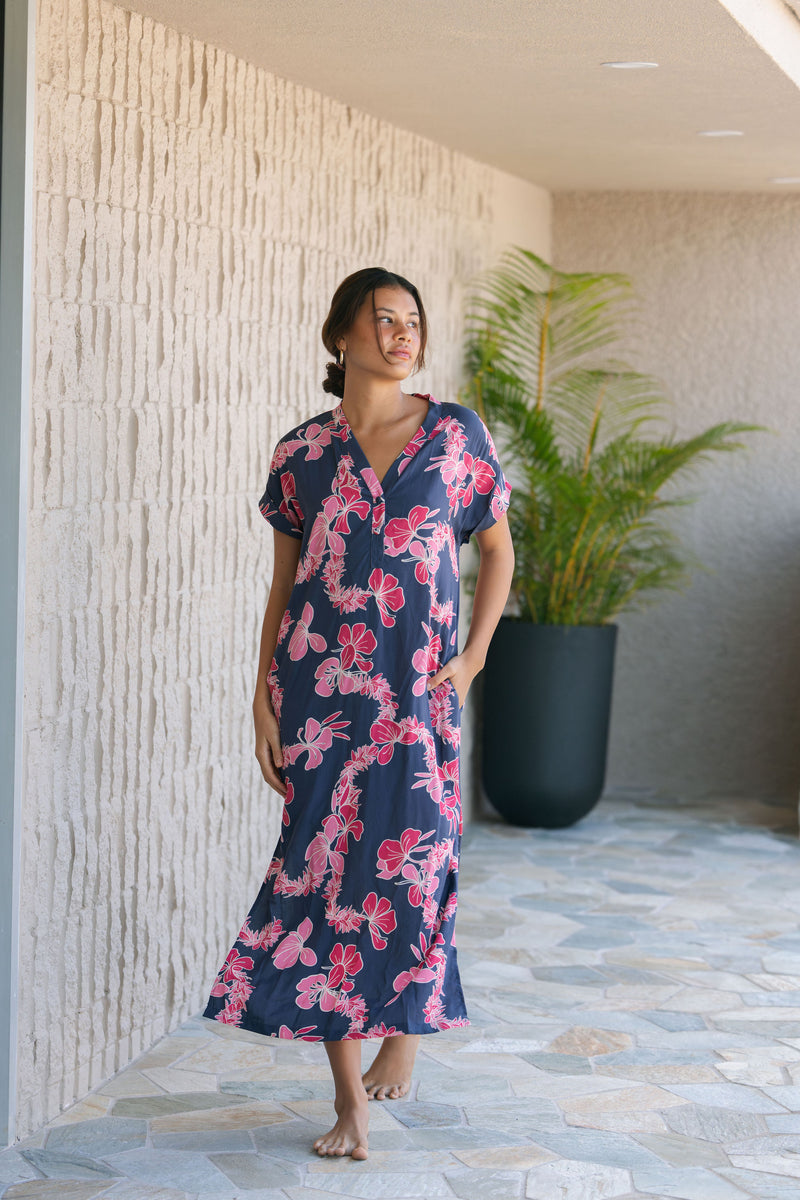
[[453, 1145, 556, 1169], [208, 1150, 301, 1188], [150, 1101, 294, 1134], [307, 1149, 455, 1173], [111, 1092, 249, 1119], [291, 1172, 455, 1197], [43, 1119, 147, 1159], [728, 1152, 800, 1178], [445, 1167, 523, 1199], [389, 1102, 462, 1128], [0, 1152, 36, 1185], [525, 1159, 632, 1199], [142, 1067, 221, 1094], [150, 1130, 255, 1152], [718, 1167, 800, 1198], [766, 1113, 800, 1132], [660, 1083, 790, 1113], [98, 1071, 166, 1098], [220, 1078, 332, 1102], [101, 1148, 234, 1192], [521, 1128, 662, 1170], [560, 1084, 685, 1117], [663, 1104, 766, 1143], [633, 1130, 729, 1167], [18, 1148, 118, 1183], [565, 1110, 669, 1135], [130, 1035, 210, 1070], [547, 1027, 632, 1057], [2, 1185, 111, 1199], [632, 1164, 752, 1198], [50, 1097, 112, 1126], [637, 1011, 707, 1032], [179, 1040, 276, 1075], [99, 1184, 189, 1199]]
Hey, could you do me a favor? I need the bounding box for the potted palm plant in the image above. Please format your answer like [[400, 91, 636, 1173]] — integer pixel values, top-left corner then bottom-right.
[[463, 247, 757, 829]]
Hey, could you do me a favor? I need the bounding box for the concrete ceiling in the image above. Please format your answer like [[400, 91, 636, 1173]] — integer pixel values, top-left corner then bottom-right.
[[118, 0, 800, 192]]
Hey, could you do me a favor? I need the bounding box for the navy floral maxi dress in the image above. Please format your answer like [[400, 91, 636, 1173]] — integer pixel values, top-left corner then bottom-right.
[[204, 396, 510, 1041]]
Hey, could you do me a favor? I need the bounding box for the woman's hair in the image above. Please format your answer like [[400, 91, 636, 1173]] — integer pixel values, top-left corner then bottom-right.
[[321, 267, 428, 398]]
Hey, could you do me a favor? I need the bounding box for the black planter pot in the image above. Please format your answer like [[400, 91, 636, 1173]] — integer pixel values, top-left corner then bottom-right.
[[482, 619, 618, 829]]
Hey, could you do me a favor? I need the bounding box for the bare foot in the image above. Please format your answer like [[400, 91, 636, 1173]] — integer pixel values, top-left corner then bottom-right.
[[313, 1095, 369, 1159], [362, 1033, 420, 1100]]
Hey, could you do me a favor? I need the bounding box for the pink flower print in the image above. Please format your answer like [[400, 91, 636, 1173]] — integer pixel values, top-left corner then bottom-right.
[[337, 623, 377, 672], [295, 973, 338, 1011], [281, 778, 294, 828], [391, 932, 445, 995], [277, 609, 293, 645], [384, 506, 438, 556], [362, 892, 397, 950], [360, 467, 382, 500], [372, 498, 385, 535], [273, 917, 318, 971], [332, 485, 370, 533], [270, 442, 291, 471], [377, 827, 433, 880], [368, 568, 405, 628], [238, 916, 284, 951], [412, 624, 443, 696], [369, 716, 419, 766], [221, 948, 254, 983], [314, 656, 341, 698], [215, 1005, 244, 1024], [277, 471, 304, 531], [364, 1023, 399, 1038], [460, 451, 496, 506], [327, 943, 364, 989], [430, 598, 455, 627], [397, 423, 429, 474], [288, 602, 327, 661], [286, 712, 350, 770], [491, 478, 512, 520], [428, 680, 455, 736], [306, 813, 346, 877], [277, 1024, 323, 1041], [298, 421, 333, 460]]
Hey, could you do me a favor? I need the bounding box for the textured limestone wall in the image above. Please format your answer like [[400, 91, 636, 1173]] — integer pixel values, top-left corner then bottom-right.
[[21, 0, 549, 1135], [554, 192, 800, 802]]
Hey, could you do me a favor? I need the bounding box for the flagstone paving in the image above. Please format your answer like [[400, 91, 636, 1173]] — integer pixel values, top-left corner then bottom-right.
[[3, 791, 800, 1199]]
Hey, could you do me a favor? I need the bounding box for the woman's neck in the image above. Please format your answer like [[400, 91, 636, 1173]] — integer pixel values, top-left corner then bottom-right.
[[340, 378, 411, 430]]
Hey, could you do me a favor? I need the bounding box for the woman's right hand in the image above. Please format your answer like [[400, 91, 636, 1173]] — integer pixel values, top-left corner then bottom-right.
[[253, 696, 287, 796]]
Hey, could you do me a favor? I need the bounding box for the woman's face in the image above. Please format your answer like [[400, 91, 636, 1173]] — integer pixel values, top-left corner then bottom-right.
[[340, 286, 421, 381]]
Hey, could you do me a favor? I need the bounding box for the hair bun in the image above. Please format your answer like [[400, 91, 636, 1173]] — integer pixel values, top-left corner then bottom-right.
[[322, 360, 345, 398]]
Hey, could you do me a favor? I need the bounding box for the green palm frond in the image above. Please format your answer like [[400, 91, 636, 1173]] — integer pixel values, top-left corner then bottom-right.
[[462, 247, 761, 625]]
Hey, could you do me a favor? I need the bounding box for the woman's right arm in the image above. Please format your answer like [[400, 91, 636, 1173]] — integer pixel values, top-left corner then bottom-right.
[[253, 528, 302, 795]]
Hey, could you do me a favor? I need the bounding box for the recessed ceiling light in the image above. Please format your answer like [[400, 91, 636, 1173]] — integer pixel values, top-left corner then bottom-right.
[[602, 61, 659, 69], [698, 130, 744, 137], [771, 176, 800, 184]]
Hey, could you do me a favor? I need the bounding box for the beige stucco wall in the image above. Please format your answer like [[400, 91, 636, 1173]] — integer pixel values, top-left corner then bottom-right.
[[20, 0, 549, 1136], [554, 191, 800, 803]]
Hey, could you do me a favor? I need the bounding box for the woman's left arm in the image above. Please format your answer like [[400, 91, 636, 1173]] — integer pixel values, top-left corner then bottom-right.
[[427, 514, 515, 708]]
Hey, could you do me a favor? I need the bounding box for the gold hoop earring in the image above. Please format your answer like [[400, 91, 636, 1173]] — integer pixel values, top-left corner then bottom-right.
[[337, 347, 345, 368]]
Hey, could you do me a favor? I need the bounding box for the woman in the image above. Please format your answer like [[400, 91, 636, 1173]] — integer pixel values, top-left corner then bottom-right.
[[204, 267, 515, 1160]]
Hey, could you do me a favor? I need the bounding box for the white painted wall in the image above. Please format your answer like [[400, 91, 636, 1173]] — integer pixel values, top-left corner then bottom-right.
[[19, 0, 549, 1136], [554, 191, 800, 804]]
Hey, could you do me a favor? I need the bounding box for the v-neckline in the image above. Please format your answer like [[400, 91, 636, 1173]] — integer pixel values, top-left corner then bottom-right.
[[335, 395, 436, 493]]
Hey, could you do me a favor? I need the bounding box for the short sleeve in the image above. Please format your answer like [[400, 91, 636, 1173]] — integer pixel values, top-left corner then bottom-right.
[[458, 414, 512, 545], [258, 441, 305, 538]]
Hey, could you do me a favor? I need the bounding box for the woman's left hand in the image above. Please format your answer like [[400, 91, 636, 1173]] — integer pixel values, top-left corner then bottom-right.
[[427, 649, 483, 710]]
